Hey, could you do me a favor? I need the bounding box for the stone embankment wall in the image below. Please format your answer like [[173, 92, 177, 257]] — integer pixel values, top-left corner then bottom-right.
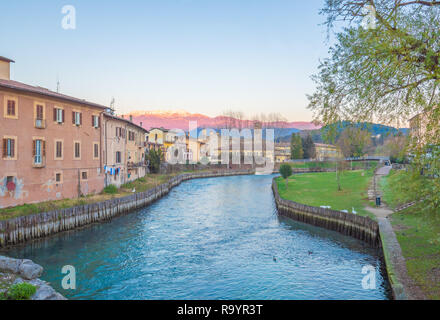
[[272, 179, 380, 247], [0, 170, 253, 248]]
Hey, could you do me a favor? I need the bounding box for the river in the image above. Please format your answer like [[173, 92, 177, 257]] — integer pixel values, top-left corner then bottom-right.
[[3, 174, 391, 300]]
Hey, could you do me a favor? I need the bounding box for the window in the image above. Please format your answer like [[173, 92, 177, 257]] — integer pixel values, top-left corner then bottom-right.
[[32, 139, 46, 165], [54, 140, 63, 159], [92, 115, 100, 128], [74, 141, 81, 159], [53, 107, 64, 123], [116, 151, 121, 164], [81, 171, 88, 181], [93, 142, 99, 160], [7, 100, 15, 116], [2, 137, 17, 159], [55, 172, 63, 183], [72, 111, 82, 126], [116, 127, 126, 138], [4, 97, 18, 119], [34, 103, 45, 128]]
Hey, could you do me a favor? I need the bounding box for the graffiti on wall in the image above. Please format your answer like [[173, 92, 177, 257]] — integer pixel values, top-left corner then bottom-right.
[[0, 176, 28, 200]]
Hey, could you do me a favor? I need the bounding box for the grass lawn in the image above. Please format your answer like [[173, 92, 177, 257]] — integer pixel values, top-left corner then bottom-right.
[[276, 168, 376, 219], [381, 169, 440, 299], [288, 160, 377, 170], [0, 171, 201, 221], [391, 207, 440, 299]]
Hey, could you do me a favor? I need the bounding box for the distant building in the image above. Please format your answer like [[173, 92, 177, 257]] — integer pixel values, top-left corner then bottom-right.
[[314, 143, 343, 161], [275, 143, 291, 163]]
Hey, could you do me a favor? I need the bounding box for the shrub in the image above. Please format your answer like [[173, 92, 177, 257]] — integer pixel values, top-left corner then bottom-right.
[[8, 283, 37, 300], [103, 185, 118, 194], [279, 164, 293, 188]]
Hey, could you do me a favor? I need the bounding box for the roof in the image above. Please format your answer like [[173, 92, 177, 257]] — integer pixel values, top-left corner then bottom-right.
[[149, 127, 169, 132], [0, 79, 107, 110], [0, 56, 14, 63], [104, 112, 149, 133], [314, 143, 339, 148]]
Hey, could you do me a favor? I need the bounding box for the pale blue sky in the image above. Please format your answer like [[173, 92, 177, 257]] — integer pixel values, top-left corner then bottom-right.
[[0, 0, 331, 121]]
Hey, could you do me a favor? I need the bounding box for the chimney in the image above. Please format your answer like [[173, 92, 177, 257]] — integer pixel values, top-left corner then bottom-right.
[[0, 56, 14, 80], [140, 121, 143, 127], [130, 115, 133, 122]]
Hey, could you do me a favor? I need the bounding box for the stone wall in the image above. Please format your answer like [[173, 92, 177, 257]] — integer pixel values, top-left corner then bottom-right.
[[0, 170, 253, 248], [272, 179, 380, 247]]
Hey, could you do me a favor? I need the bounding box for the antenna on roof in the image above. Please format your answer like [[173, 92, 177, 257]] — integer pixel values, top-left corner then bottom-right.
[[109, 97, 115, 115], [56, 75, 60, 93]]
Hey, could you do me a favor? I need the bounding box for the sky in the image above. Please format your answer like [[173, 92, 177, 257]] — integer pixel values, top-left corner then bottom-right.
[[0, 0, 331, 122]]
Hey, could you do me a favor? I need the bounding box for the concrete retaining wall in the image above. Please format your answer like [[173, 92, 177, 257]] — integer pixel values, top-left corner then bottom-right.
[[0, 170, 253, 248], [272, 179, 380, 247]]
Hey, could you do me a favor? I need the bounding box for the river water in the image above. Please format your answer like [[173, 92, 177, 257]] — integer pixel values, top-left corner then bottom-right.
[[3, 174, 391, 300]]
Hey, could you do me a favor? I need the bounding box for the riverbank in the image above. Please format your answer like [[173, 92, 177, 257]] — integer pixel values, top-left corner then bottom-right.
[[0, 169, 254, 248], [379, 170, 439, 300], [275, 169, 376, 219], [0, 256, 65, 300]]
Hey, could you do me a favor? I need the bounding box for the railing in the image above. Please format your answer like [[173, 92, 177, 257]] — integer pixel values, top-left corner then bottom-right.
[[32, 156, 46, 168], [35, 119, 46, 129], [127, 161, 146, 168]]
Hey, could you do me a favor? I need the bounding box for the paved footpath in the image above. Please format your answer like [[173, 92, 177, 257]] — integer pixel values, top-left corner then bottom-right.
[[365, 165, 426, 300]]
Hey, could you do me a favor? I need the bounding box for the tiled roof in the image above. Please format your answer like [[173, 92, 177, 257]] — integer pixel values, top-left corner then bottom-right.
[[103, 112, 149, 133], [0, 56, 14, 63], [0, 79, 107, 110]]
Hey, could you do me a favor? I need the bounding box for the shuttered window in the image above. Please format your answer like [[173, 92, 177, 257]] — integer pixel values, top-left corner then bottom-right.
[[74, 142, 81, 159], [36, 105, 44, 120], [7, 100, 15, 116], [92, 115, 100, 128], [2, 138, 16, 158], [32, 139, 46, 164], [54, 108, 64, 123], [93, 143, 99, 159], [72, 112, 82, 126], [116, 151, 121, 163], [55, 141, 63, 159]]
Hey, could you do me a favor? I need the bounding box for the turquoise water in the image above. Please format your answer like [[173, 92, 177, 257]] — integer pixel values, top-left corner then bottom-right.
[[3, 175, 391, 300]]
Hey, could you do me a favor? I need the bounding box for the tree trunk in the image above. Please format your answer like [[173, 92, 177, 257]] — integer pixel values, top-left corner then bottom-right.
[[285, 178, 288, 189]]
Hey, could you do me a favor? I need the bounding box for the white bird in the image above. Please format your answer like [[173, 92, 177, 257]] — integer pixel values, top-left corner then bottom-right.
[[132, 188, 136, 193], [341, 210, 349, 213], [352, 207, 358, 215]]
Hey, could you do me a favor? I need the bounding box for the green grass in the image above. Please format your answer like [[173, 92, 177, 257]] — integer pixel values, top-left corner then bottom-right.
[[380, 170, 413, 209], [288, 160, 377, 170], [391, 207, 440, 299], [7, 283, 37, 300], [276, 168, 376, 219]]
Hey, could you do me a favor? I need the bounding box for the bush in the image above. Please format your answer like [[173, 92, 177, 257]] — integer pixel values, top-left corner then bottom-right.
[[280, 164, 293, 188], [103, 185, 118, 194], [8, 283, 37, 300]]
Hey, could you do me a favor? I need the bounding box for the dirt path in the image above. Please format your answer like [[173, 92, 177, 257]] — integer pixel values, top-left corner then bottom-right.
[[365, 165, 426, 300]]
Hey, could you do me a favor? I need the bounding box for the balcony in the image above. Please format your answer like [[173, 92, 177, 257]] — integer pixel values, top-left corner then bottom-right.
[[32, 156, 46, 168], [35, 119, 46, 129]]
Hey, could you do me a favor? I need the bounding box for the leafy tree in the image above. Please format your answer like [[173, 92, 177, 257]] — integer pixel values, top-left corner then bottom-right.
[[308, 0, 440, 211], [302, 134, 317, 159], [337, 127, 371, 158], [147, 149, 162, 174], [280, 164, 293, 189], [290, 133, 304, 159]]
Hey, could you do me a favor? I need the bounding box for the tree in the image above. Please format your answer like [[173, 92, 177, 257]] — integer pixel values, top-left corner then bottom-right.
[[280, 164, 293, 189], [147, 148, 162, 174], [308, 0, 440, 210], [335, 159, 350, 191], [337, 127, 371, 158], [290, 133, 304, 159], [302, 134, 316, 159]]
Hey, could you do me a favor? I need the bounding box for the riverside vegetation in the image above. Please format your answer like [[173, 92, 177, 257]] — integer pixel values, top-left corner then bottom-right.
[[380, 170, 440, 299]]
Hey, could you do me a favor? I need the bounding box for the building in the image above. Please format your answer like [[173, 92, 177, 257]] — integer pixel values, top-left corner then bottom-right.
[[146, 128, 167, 157], [274, 143, 291, 163], [314, 143, 343, 161], [0, 57, 105, 208], [103, 113, 148, 187]]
